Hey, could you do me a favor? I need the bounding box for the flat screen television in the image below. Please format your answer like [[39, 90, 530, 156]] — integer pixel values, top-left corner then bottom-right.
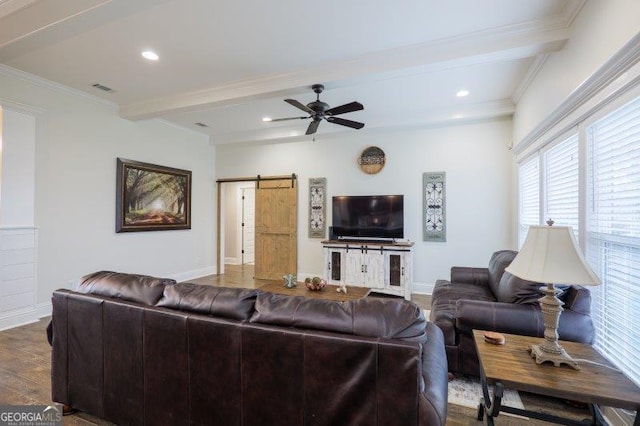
[[332, 195, 404, 240]]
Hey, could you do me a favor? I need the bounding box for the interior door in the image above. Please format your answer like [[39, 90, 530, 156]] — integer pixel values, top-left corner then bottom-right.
[[241, 187, 255, 264], [254, 178, 297, 279]]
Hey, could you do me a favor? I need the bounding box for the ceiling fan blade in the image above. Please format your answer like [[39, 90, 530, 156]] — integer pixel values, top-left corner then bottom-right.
[[325, 101, 363, 116], [326, 116, 365, 130], [269, 116, 310, 122], [285, 99, 314, 114], [306, 120, 321, 135]]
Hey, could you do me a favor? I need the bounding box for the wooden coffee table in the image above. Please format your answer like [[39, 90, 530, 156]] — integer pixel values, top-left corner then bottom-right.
[[473, 330, 640, 425], [257, 281, 371, 301]]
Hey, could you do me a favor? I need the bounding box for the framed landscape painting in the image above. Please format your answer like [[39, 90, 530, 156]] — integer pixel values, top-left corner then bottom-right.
[[116, 158, 191, 232]]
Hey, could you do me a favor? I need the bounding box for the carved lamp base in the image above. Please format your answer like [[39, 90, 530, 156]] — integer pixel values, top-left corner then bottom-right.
[[529, 343, 580, 370]]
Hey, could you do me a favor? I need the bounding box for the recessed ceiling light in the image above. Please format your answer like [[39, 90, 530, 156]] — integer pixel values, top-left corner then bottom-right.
[[141, 50, 159, 61], [262, 117, 272, 122], [453, 114, 464, 119], [456, 90, 469, 97]]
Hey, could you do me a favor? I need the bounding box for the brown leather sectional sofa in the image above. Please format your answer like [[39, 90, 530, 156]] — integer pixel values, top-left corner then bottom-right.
[[430, 250, 595, 376], [48, 271, 448, 425]]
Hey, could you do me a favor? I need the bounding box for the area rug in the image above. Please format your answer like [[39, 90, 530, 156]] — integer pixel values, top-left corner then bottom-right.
[[448, 376, 525, 411]]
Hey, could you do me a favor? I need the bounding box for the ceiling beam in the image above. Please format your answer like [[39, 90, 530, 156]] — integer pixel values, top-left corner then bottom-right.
[[120, 24, 569, 121]]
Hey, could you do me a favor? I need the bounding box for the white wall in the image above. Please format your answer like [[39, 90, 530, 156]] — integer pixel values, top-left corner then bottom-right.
[[0, 67, 216, 308], [513, 0, 640, 146], [1, 108, 35, 226], [216, 119, 514, 289]]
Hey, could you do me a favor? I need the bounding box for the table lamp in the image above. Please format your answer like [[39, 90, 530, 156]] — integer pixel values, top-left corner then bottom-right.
[[505, 221, 601, 369]]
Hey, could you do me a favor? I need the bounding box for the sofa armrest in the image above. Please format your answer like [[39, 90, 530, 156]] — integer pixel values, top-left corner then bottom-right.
[[419, 322, 448, 426], [455, 299, 594, 344], [563, 285, 591, 315], [450, 267, 490, 286]]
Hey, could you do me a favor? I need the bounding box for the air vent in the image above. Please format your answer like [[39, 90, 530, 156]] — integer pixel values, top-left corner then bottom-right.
[[91, 83, 116, 93], [194, 122, 209, 127]]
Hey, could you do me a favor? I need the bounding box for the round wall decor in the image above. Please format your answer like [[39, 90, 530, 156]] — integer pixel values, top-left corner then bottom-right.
[[357, 146, 386, 174]]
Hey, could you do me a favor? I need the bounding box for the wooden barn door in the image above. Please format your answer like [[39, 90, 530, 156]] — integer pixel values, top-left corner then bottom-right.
[[254, 178, 297, 279]]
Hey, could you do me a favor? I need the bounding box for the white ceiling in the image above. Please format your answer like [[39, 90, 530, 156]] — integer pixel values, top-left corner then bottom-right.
[[0, 0, 585, 145]]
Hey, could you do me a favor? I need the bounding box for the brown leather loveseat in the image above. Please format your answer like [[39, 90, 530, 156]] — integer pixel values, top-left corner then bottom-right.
[[48, 271, 448, 425], [430, 250, 594, 376]]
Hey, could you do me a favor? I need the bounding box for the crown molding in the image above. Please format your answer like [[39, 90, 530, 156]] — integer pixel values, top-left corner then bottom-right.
[[512, 53, 551, 104], [0, 63, 117, 109], [560, 0, 588, 27], [513, 32, 640, 155], [0, 0, 39, 20], [0, 95, 45, 115]]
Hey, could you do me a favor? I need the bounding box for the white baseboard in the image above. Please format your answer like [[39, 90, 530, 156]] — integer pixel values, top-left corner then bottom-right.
[[225, 257, 240, 265], [412, 281, 434, 295], [0, 302, 52, 331], [169, 266, 217, 283]]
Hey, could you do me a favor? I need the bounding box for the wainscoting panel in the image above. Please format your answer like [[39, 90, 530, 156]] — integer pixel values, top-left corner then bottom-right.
[[0, 227, 38, 328]]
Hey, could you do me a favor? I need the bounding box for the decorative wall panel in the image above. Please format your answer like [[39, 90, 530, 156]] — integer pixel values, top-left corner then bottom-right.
[[423, 172, 446, 242], [308, 178, 326, 238]]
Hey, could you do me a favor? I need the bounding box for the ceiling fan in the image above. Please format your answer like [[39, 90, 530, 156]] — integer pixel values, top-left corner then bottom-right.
[[268, 84, 364, 135]]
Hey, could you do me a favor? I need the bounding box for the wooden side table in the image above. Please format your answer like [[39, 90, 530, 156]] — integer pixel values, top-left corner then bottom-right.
[[473, 330, 640, 425]]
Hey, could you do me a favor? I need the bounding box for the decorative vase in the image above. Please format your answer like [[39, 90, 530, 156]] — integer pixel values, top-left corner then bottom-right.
[[304, 277, 326, 291]]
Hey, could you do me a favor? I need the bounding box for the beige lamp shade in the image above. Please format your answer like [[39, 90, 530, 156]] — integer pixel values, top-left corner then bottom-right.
[[505, 226, 601, 286]]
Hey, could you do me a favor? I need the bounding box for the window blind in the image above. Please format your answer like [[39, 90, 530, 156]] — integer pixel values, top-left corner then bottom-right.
[[544, 134, 579, 237], [586, 96, 640, 386], [518, 155, 540, 247]]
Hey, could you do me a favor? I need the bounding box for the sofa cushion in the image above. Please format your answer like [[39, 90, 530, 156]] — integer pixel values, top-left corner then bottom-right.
[[156, 283, 258, 320], [250, 292, 427, 342], [494, 271, 543, 304], [487, 250, 517, 296], [75, 271, 174, 305]]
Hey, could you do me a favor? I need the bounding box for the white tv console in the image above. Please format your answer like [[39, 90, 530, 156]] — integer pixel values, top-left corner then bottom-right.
[[321, 240, 414, 300]]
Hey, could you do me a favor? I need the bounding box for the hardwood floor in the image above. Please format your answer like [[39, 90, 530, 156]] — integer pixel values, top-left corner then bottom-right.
[[0, 265, 591, 425]]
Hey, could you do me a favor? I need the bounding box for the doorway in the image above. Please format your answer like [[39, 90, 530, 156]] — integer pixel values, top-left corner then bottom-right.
[[221, 182, 255, 266], [241, 186, 255, 265], [217, 175, 297, 279]]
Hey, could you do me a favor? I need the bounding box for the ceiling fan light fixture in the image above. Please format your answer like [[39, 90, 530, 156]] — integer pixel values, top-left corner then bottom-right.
[[141, 50, 159, 61], [456, 89, 469, 97], [268, 84, 365, 135]]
